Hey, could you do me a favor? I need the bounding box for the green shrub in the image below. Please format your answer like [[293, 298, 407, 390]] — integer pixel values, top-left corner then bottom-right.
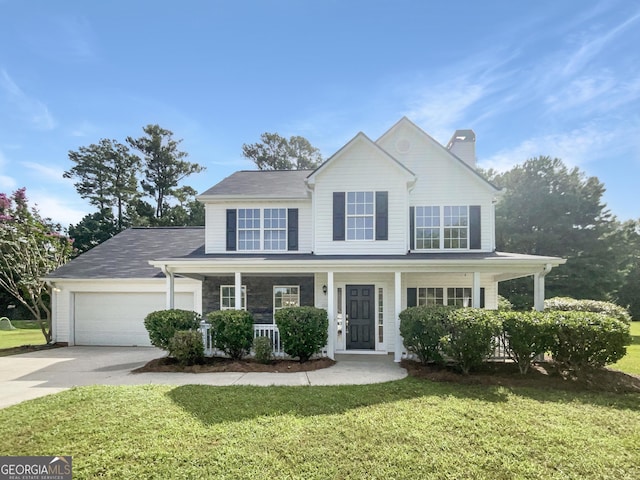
[[144, 309, 201, 352], [169, 330, 204, 366], [275, 306, 328, 363], [497, 295, 513, 311], [399, 306, 455, 365], [547, 311, 631, 369], [500, 311, 555, 374], [207, 310, 254, 360], [545, 297, 631, 324], [253, 336, 273, 364], [440, 309, 501, 374]]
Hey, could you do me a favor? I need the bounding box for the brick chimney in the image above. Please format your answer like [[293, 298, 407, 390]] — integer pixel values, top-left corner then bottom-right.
[[446, 129, 476, 168]]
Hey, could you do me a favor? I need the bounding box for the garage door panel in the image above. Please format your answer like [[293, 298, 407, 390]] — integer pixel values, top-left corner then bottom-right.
[[74, 292, 194, 346]]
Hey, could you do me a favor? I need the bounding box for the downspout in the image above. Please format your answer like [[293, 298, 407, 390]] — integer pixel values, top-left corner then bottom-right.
[[160, 265, 175, 310]]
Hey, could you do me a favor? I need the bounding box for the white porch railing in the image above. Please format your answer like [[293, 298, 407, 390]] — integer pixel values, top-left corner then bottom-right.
[[198, 321, 296, 358]]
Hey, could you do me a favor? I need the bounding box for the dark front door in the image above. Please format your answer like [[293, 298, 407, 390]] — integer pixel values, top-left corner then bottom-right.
[[346, 285, 375, 350]]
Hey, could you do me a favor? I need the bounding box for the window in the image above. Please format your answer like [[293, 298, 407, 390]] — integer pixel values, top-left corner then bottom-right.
[[274, 286, 300, 314], [378, 288, 384, 343], [413, 205, 469, 249], [264, 208, 287, 250], [220, 285, 246, 310], [346, 191, 374, 240], [444, 206, 468, 249], [418, 287, 444, 306], [447, 288, 472, 307], [238, 209, 260, 250], [415, 206, 440, 249]]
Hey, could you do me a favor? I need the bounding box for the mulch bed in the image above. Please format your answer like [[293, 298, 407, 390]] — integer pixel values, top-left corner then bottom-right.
[[401, 359, 640, 394], [133, 356, 336, 374]]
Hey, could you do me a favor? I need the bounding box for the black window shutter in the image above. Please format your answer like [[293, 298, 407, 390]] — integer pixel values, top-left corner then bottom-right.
[[480, 288, 485, 308], [333, 192, 345, 241], [407, 288, 417, 307], [287, 208, 298, 251], [409, 206, 415, 250], [375, 191, 388, 240], [226, 209, 237, 251], [469, 205, 481, 249]]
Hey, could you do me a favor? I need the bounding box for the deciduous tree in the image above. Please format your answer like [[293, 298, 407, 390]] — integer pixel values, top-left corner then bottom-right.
[[0, 189, 74, 342]]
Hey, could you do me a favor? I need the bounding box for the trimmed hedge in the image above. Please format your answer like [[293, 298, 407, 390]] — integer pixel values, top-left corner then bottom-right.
[[207, 310, 254, 360], [144, 309, 201, 352], [500, 311, 555, 374], [275, 306, 328, 363], [253, 336, 273, 364], [440, 309, 501, 374], [399, 306, 454, 365], [169, 330, 204, 366], [545, 297, 631, 324], [547, 311, 631, 369]]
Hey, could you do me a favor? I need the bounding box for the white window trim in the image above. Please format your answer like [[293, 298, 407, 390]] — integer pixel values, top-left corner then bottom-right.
[[416, 286, 473, 307], [346, 191, 375, 242], [237, 208, 288, 252], [273, 285, 300, 319], [414, 205, 470, 251], [220, 285, 247, 310]]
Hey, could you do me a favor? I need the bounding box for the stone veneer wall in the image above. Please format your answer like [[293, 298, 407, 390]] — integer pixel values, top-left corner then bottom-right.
[[202, 275, 315, 324]]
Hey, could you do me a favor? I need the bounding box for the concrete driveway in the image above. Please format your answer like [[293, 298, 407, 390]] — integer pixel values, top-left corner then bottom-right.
[[0, 347, 406, 409]]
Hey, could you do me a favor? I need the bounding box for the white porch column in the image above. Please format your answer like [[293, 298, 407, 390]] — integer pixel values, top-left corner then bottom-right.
[[394, 271, 403, 362], [472, 272, 481, 308], [166, 270, 175, 309], [327, 271, 335, 360], [234, 272, 242, 310], [534, 264, 552, 311]]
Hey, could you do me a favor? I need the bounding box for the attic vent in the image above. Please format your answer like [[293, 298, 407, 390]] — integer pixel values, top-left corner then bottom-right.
[[395, 138, 411, 153]]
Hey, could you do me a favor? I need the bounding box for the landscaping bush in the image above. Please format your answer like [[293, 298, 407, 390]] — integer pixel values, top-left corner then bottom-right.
[[275, 306, 328, 363], [497, 295, 513, 311], [144, 309, 202, 352], [253, 335, 273, 364], [545, 297, 631, 324], [169, 330, 204, 366], [399, 306, 455, 365], [440, 309, 501, 374], [207, 310, 254, 360], [547, 311, 631, 369], [500, 311, 555, 374]]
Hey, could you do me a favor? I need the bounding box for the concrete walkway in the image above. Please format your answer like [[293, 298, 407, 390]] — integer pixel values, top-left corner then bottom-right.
[[0, 347, 407, 409]]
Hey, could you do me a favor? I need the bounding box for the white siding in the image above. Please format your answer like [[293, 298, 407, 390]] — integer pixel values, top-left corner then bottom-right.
[[377, 121, 497, 251], [205, 200, 312, 254], [312, 136, 411, 255]]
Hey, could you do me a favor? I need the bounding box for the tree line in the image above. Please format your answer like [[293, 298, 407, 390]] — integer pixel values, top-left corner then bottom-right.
[[1, 128, 638, 343]]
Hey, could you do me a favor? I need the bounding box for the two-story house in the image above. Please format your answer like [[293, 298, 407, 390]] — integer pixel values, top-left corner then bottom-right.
[[47, 117, 565, 360]]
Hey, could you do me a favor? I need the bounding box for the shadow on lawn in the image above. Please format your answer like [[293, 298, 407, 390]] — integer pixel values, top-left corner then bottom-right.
[[167, 374, 640, 426]]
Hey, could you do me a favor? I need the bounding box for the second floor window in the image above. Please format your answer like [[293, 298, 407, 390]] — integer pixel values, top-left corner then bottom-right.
[[264, 208, 287, 250], [347, 191, 374, 240], [238, 209, 261, 250], [414, 205, 468, 249]]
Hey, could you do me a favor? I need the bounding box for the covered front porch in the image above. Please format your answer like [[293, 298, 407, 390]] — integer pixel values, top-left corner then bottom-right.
[[150, 252, 565, 362]]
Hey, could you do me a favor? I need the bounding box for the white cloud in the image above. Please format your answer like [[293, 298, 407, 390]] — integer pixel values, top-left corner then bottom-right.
[[480, 124, 622, 172], [27, 191, 88, 226], [21, 161, 68, 183], [0, 69, 56, 130], [0, 148, 17, 190]]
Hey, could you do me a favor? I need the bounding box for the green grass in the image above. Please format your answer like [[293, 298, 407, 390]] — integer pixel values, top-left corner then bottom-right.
[[0, 325, 45, 349], [0, 379, 638, 479], [611, 321, 640, 375]]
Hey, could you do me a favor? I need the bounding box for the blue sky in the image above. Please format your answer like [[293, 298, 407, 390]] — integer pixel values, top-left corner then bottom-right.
[[1, 0, 639, 226]]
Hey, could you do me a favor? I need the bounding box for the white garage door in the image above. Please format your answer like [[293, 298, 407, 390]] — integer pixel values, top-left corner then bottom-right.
[[74, 292, 195, 346]]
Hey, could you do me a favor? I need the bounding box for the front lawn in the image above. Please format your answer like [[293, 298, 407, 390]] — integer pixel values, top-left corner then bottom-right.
[[611, 321, 640, 375], [0, 379, 638, 479], [0, 326, 45, 350]]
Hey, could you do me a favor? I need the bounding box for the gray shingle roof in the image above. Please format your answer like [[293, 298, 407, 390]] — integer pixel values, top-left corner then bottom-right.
[[199, 170, 312, 198], [47, 227, 205, 279]]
